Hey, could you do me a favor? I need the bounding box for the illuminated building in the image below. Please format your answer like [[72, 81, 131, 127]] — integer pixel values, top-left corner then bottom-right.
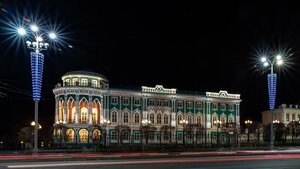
[[53, 71, 241, 147]]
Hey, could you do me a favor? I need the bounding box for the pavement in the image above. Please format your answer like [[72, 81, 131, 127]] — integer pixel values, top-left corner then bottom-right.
[[1, 148, 300, 161]]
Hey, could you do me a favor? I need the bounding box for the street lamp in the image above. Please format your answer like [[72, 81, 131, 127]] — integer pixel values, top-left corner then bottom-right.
[[245, 120, 252, 143], [30, 121, 42, 149], [214, 120, 222, 146], [179, 119, 188, 146], [101, 119, 110, 148], [17, 24, 57, 153], [260, 54, 283, 149]]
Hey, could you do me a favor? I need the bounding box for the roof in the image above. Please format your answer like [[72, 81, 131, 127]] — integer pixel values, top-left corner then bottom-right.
[[62, 71, 108, 81]]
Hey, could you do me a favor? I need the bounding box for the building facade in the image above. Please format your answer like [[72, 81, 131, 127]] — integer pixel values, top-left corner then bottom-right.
[[53, 71, 241, 146], [262, 104, 300, 126]]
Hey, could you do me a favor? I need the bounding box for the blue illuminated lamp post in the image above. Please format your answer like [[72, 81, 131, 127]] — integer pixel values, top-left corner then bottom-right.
[[260, 54, 283, 149], [17, 25, 57, 153]]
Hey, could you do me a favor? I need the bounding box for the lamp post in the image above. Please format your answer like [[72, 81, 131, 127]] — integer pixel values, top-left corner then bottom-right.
[[101, 119, 110, 148], [179, 119, 188, 146], [260, 54, 283, 149], [30, 121, 42, 149], [17, 25, 57, 153], [142, 119, 151, 150], [245, 120, 252, 143], [214, 120, 222, 146]]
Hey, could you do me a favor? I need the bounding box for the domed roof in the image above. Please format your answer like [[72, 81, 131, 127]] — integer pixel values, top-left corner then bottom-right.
[[62, 71, 108, 81]]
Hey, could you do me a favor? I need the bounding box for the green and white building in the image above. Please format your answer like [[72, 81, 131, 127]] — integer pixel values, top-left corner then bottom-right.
[[53, 71, 241, 146]]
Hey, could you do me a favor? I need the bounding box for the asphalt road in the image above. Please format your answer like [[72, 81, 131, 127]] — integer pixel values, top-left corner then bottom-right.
[[1, 154, 300, 169]]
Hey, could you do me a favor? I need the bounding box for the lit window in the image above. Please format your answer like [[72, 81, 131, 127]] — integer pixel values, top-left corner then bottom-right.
[[91, 79, 97, 87], [177, 114, 183, 125], [72, 78, 79, 85], [79, 129, 88, 142], [196, 116, 202, 125], [81, 78, 88, 86], [164, 114, 168, 124], [134, 113, 140, 124]]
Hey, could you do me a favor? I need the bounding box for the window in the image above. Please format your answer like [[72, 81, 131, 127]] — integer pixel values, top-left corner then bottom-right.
[[221, 104, 226, 111], [81, 78, 88, 86], [91, 79, 97, 87], [72, 78, 79, 85], [157, 114, 161, 124], [187, 102, 193, 109], [286, 114, 290, 122], [150, 113, 154, 124], [134, 113, 140, 124], [111, 97, 118, 104], [112, 111, 117, 123], [123, 112, 129, 123], [164, 101, 169, 107], [134, 132, 140, 140], [298, 114, 300, 121], [65, 79, 70, 86], [220, 116, 226, 124], [157, 100, 162, 107], [229, 104, 234, 111], [164, 114, 168, 124], [213, 116, 217, 127], [149, 99, 155, 106], [123, 98, 129, 105], [292, 114, 295, 121], [81, 108, 88, 124], [92, 109, 97, 124], [149, 132, 155, 140], [177, 101, 183, 108], [177, 114, 183, 125], [196, 116, 202, 125], [134, 98, 140, 105], [196, 102, 202, 109], [79, 129, 88, 143], [228, 117, 234, 123], [111, 131, 117, 140], [188, 115, 193, 124], [122, 131, 129, 140], [212, 103, 218, 110]]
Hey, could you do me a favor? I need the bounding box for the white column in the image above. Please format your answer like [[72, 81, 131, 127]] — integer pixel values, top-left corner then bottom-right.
[[75, 95, 79, 124], [64, 95, 68, 123], [88, 95, 92, 124], [55, 96, 59, 123], [100, 96, 104, 123], [206, 102, 211, 128], [171, 98, 176, 127], [236, 103, 240, 125]]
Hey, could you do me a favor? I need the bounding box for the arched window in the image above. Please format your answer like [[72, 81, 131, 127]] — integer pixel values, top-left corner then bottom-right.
[[59, 99, 64, 122], [80, 98, 88, 124], [213, 116, 218, 127], [196, 116, 202, 125], [79, 129, 88, 142], [164, 114, 168, 124], [81, 107, 88, 124], [134, 112, 140, 124], [92, 129, 101, 141], [66, 129, 74, 142], [150, 113, 154, 124], [187, 115, 193, 124], [157, 114, 161, 124], [112, 111, 117, 123], [228, 117, 234, 123], [92, 100, 101, 124], [177, 114, 183, 125], [123, 112, 129, 123], [68, 98, 76, 123], [220, 116, 226, 124]]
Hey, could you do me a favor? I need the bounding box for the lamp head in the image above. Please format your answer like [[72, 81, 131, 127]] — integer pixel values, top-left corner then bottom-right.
[[30, 25, 39, 32], [17, 27, 26, 35]]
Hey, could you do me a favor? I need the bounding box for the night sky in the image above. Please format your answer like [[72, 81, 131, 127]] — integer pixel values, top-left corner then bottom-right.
[[1, 0, 300, 141]]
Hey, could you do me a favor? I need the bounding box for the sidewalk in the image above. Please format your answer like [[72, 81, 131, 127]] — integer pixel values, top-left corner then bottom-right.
[[1, 149, 300, 161]]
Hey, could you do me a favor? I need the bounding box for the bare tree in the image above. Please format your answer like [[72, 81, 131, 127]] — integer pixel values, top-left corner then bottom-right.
[[140, 125, 157, 150], [114, 125, 131, 148]]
